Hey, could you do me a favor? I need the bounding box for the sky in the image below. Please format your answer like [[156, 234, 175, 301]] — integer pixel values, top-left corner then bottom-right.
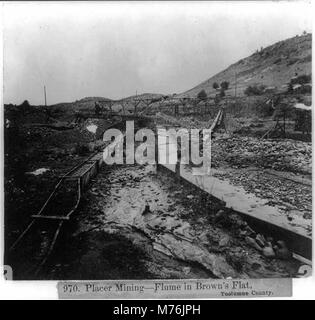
[[2, 1, 313, 105]]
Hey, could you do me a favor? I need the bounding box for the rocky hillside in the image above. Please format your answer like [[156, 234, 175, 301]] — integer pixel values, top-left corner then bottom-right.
[[180, 33, 312, 98]]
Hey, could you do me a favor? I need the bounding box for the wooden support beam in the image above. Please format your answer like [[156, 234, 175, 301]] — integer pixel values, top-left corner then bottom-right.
[[31, 215, 70, 220], [133, 100, 142, 115]]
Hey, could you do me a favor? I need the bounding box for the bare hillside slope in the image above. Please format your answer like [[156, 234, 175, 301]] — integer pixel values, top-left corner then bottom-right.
[[180, 33, 311, 98]]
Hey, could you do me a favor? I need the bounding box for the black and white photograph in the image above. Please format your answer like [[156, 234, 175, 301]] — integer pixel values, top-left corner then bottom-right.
[[1, 0, 312, 289]]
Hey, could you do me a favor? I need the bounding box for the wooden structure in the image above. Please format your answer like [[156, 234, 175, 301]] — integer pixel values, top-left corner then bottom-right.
[[261, 103, 288, 139]]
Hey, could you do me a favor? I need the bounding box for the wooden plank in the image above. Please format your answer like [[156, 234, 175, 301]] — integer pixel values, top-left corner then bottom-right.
[[31, 215, 70, 220], [80, 162, 98, 189]]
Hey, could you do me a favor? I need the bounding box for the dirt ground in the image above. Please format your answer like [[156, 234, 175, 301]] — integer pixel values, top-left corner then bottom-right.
[[211, 134, 312, 221], [4, 106, 114, 251], [41, 163, 301, 280]]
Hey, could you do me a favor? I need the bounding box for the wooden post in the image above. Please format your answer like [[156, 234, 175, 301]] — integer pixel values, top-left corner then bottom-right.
[[44, 86, 47, 106], [155, 128, 159, 172], [283, 110, 286, 136], [175, 158, 181, 181], [180, 98, 186, 115], [158, 98, 165, 113], [174, 104, 179, 117], [121, 101, 126, 115], [234, 72, 237, 101], [144, 99, 152, 114], [134, 100, 141, 116]]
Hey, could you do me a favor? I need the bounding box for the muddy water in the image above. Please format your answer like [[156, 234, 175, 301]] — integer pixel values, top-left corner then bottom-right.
[[44, 161, 299, 280], [79, 164, 237, 279]]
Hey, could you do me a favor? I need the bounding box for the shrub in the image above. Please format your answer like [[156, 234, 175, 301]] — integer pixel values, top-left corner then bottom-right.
[[287, 74, 312, 94], [290, 74, 311, 85], [244, 85, 266, 96], [220, 81, 230, 91], [197, 89, 207, 101], [213, 82, 219, 90], [19, 100, 31, 113], [20, 100, 30, 108], [95, 102, 101, 115]]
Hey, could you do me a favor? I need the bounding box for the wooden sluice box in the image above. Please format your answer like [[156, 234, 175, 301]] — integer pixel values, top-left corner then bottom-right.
[[90, 152, 104, 169], [69, 160, 99, 190]]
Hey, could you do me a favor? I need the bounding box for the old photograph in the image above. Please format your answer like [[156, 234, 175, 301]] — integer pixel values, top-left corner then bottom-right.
[[2, 1, 312, 281]]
